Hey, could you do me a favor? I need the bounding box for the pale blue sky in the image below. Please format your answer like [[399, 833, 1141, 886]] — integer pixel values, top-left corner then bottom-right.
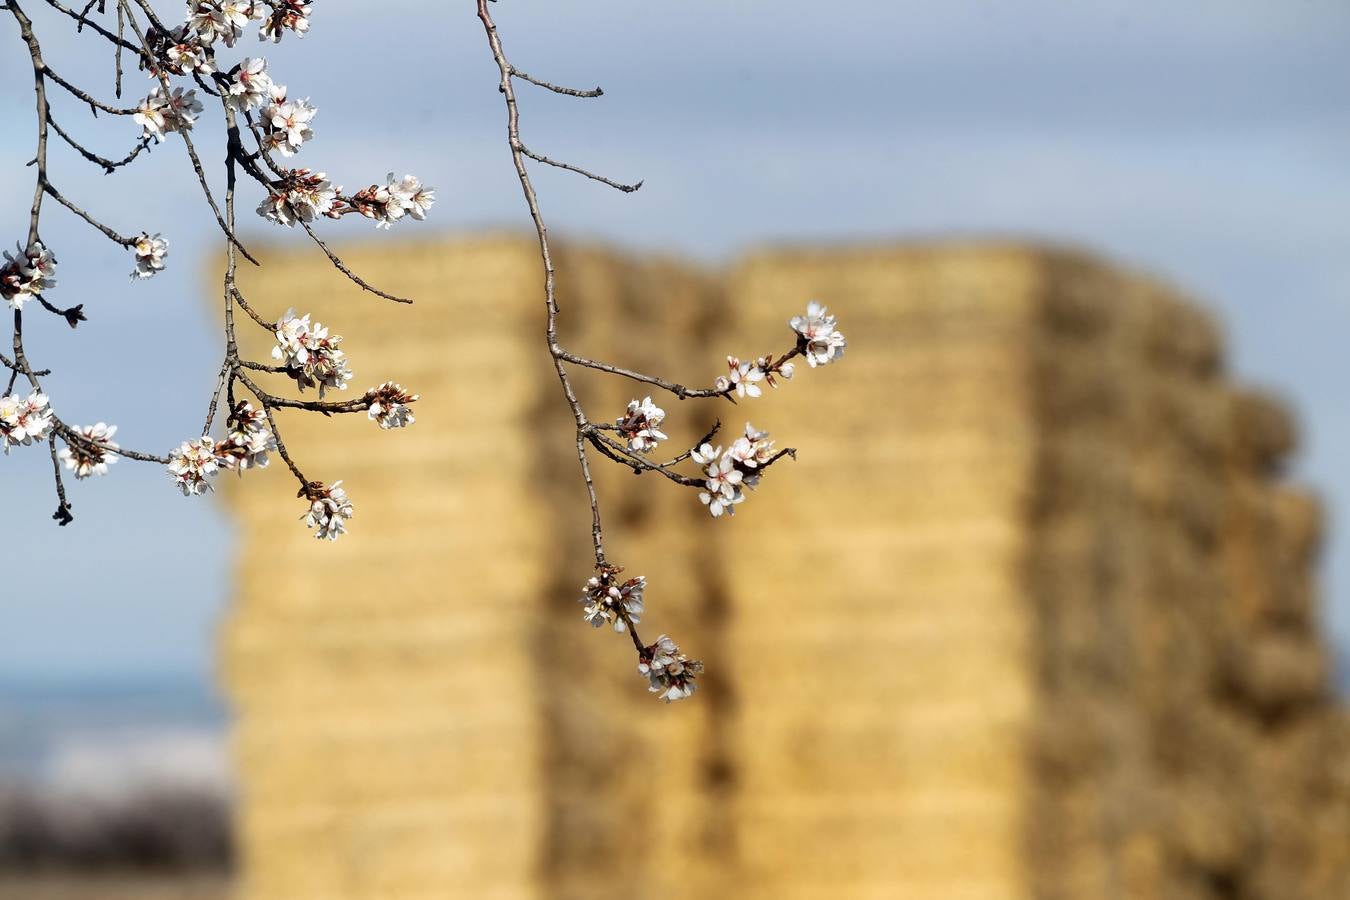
[[1, 1, 1348, 687]]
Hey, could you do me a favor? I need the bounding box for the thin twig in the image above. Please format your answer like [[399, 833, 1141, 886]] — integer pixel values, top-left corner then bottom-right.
[[510, 66, 603, 98], [520, 144, 643, 193]]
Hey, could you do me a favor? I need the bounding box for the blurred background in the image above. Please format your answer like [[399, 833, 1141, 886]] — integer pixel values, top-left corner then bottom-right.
[[2, 1, 1349, 898]]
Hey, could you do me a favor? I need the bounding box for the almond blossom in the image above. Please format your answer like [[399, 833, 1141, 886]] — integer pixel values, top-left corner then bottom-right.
[[2, 242, 57, 309], [348, 173, 435, 228], [213, 400, 274, 472], [167, 437, 219, 496], [365, 382, 418, 429], [579, 567, 646, 632], [256, 169, 338, 226], [134, 87, 202, 142], [131, 233, 169, 280], [725, 355, 765, 399], [261, 87, 315, 157], [271, 309, 352, 397], [261, 1, 311, 43], [638, 634, 703, 703], [693, 442, 744, 517], [0, 390, 53, 452], [225, 57, 274, 111], [789, 301, 847, 368], [161, 27, 213, 75], [616, 396, 667, 453], [58, 423, 118, 479], [302, 481, 353, 540]]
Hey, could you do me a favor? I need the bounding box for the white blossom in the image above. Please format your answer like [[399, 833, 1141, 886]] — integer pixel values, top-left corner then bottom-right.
[[579, 567, 645, 632], [188, 0, 262, 47], [1, 242, 56, 310], [728, 422, 777, 488], [162, 27, 213, 75], [134, 87, 202, 142], [724, 355, 765, 399], [693, 443, 745, 517], [0, 390, 53, 452], [131, 233, 169, 280], [261, 87, 315, 157], [349, 173, 434, 228], [257, 169, 339, 226], [754, 354, 794, 388], [302, 481, 353, 540], [271, 308, 352, 397], [616, 396, 667, 453], [58, 423, 117, 479], [260, 0, 310, 42], [225, 57, 274, 111], [365, 382, 418, 429], [167, 436, 219, 496], [637, 634, 703, 703], [789, 300, 847, 368], [214, 400, 274, 472]]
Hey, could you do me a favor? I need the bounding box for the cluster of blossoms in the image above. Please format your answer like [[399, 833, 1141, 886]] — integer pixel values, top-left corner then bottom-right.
[[167, 437, 220, 496], [693, 422, 778, 517], [131, 233, 169, 280], [365, 382, 418, 430], [0, 390, 53, 452], [1, 242, 57, 310], [167, 401, 275, 496], [345, 173, 436, 230], [789, 301, 847, 368], [58, 423, 118, 480], [579, 566, 646, 632], [256, 168, 339, 226], [225, 56, 274, 111], [260, 86, 316, 157], [260, 0, 312, 43], [272, 309, 352, 397], [616, 396, 667, 453], [302, 481, 353, 540], [214, 400, 275, 471], [638, 634, 704, 703], [133, 86, 203, 142]]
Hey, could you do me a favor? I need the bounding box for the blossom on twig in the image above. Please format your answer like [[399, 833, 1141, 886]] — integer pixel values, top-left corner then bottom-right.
[[271, 308, 352, 397], [638, 634, 703, 703], [0, 390, 53, 452], [365, 382, 418, 430], [790, 301, 847, 368], [58, 423, 118, 479], [167, 436, 219, 495], [131, 233, 169, 280], [616, 396, 667, 453], [301, 480, 353, 540], [1, 242, 57, 310], [579, 566, 646, 632]]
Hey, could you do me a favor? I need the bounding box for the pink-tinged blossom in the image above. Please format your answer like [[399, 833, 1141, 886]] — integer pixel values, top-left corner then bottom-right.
[[261, 87, 315, 157], [616, 396, 667, 453], [302, 481, 353, 541], [0, 390, 53, 452], [167, 437, 219, 496], [161, 27, 213, 75], [189, 0, 262, 47], [1, 242, 56, 310], [789, 301, 847, 368], [213, 400, 274, 472], [348, 173, 434, 228], [271, 308, 352, 397], [724, 355, 765, 399], [260, 1, 310, 42], [365, 382, 418, 430], [637, 634, 703, 703], [579, 567, 646, 632], [257, 169, 339, 226], [693, 442, 745, 517], [225, 57, 274, 111], [131, 233, 169, 280], [135, 87, 202, 142], [58, 423, 117, 479]]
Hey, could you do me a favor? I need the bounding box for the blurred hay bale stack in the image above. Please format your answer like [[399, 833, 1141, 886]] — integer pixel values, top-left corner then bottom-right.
[[222, 237, 1349, 900]]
